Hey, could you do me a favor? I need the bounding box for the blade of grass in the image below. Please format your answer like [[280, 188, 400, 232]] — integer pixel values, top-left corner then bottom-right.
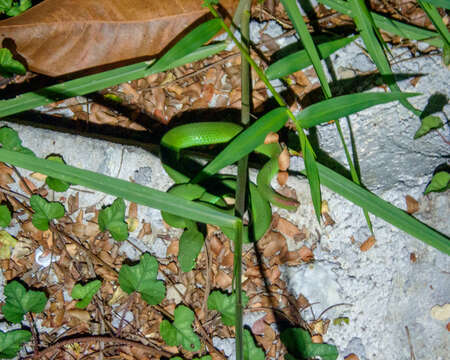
[[204, 0, 322, 222], [0, 149, 238, 229], [280, 0, 372, 231], [266, 35, 358, 80], [296, 92, 420, 128], [349, 0, 421, 116], [421, 0, 450, 10], [318, 0, 443, 47], [233, 2, 251, 359], [304, 162, 450, 255], [0, 40, 226, 118], [417, 0, 450, 46]]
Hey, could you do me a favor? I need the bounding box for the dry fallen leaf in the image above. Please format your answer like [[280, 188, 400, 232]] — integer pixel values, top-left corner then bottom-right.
[[0, 0, 240, 76], [360, 236, 376, 252], [344, 354, 360, 360], [405, 195, 419, 214], [430, 304, 450, 321]]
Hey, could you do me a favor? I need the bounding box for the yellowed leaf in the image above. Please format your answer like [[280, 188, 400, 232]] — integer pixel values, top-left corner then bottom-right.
[[0, 230, 17, 259]]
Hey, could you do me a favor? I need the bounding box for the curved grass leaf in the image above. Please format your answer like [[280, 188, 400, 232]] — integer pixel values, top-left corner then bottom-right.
[[207, 290, 249, 326], [0, 330, 31, 359], [266, 35, 357, 80], [71, 280, 102, 309], [0, 149, 238, 229], [98, 198, 128, 241], [119, 253, 166, 305], [30, 194, 65, 231], [349, 0, 420, 116], [318, 0, 443, 47], [421, 0, 450, 9], [296, 92, 419, 128], [149, 18, 222, 74], [2, 281, 47, 323], [424, 172, 450, 194], [0, 42, 227, 118], [160, 305, 201, 352], [301, 163, 450, 254], [417, 0, 450, 51], [0, 204, 11, 227]]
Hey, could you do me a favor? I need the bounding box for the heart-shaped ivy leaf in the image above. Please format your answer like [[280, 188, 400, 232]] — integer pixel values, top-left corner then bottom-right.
[[0, 329, 31, 359], [118, 253, 165, 305], [0, 204, 11, 227], [280, 328, 338, 360], [2, 280, 48, 323], [414, 115, 444, 139], [30, 195, 65, 231], [45, 155, 71, 192], [425, 171, 450, 194], [243, 329, 265, 360], [0, 126, 34, 155], [178, 227, 204, 273], [71, 280, 101, 309], [0, 230, 16, 259], [98, 198, 128, 241], [207, 290, 249, 326], [160, 305, 201, 352]]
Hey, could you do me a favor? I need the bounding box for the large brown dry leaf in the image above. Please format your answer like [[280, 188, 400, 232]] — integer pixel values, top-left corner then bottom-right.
[[0, 0, 239, 76]]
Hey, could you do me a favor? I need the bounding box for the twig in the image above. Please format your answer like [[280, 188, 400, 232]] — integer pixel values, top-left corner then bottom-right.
[[405, 326, 416, 360], [27, 313, 40, 356], [0, 185, 30, 201], [31, 335, 171, 359], [116, 292, 135, 337], [317, 302, 353, 320]]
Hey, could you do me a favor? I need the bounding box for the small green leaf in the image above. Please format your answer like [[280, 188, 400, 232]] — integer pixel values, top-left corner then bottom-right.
[[333, 317, 350, 326], [243, 329, 265, 360], [0, 329, 31, 359], [414, 115, 444, 139], [159, 305, 201, 351], [5, 0, 31, 16], [103, 93, 123, 103], [0, 0, 12, 13], [71, 280, 101, 309], [0, 204, 11, 227], [207, 291, 249, 326], [0, 48, 26, 76], [30, 195, 65, 231], [443, 42, 450, 66], [98, 198, 128, 241], [2, 281, 48, 323], [118, 253, 165, 305], [45, 155, 71, 192], [178, 228, 204, 273], [0, 126, 34, 155], [281, 328, 338, 360], [171, 356, 211, 360], [424, 171, 450, 194], [0, 230, 16, 259]]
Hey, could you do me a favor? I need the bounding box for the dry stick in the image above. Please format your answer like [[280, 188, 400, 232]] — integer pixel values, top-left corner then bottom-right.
[[405, 326, 416, 360], [115, 292, 135, 337], [32, 336, 172, 359], [202, 238, 213, 315], [27, 313, 40, 356]]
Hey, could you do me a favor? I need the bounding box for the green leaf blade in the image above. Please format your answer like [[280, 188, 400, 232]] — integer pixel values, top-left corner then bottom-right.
[[0, 204, 11, 227], [178, 228, 204, 273], [424, 171, 450, 194], [71, 280, 102, 309], [0, 329, 31, 359], [0, 48, 26, 77], [118, 253, 166, 305], [2, 281, 48, 323], [414, 115, 444, 139], [243, 329, 265, 360], [281, 328, 338, 360], [207, 291, 249, 326], [0, 126, 34, 155], [30, 195, 65, 231], [45, 155, 71, 192], [98, 198, 128, 241]]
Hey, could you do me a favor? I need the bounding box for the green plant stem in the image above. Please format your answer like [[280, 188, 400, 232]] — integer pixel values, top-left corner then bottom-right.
[[205, 1, 322, 220], [233, 2, 251, 359]]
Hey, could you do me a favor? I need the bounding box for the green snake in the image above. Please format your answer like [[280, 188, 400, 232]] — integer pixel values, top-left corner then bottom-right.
[[159, 121, 298, 255]]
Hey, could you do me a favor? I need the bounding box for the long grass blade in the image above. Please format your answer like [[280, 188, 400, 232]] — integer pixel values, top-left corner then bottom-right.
[[417, 0, 450, 45], [349, 0, 421, 116], [148, 19, 223, 73], [421, 0, 450, 10], [0, 149, 238, 229], [318, 0, 443, 47], [266, 35, 357, 80], [193, 107, 289, 182], [305, 162, 450, 255], [0, 42, 227, 118], [296, 92, 419, 128]]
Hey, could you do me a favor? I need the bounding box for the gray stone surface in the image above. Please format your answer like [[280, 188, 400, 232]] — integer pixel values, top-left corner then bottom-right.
[[0, 29, 449, 360]]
